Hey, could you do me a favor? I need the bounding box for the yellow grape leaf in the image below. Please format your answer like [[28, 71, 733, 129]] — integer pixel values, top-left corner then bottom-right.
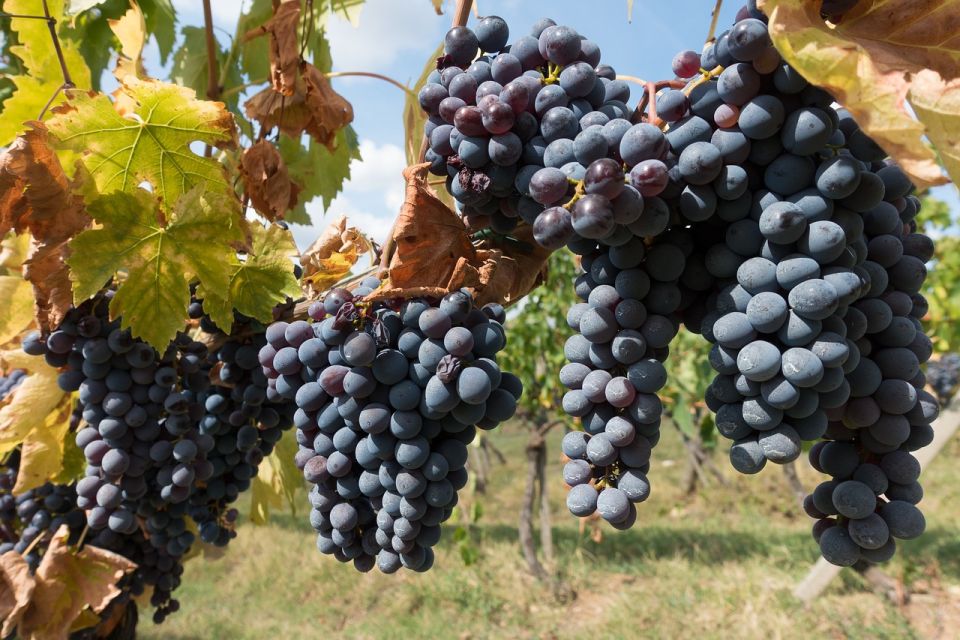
[[908, 73, 960, 188], [0, 276, 35, 347], [0, 357, 65, 456], [0, 551, 34, 638], [0, 0, 92, 146], [18, 526, 136, 640], [14, 403, 73, 494], [761, 0, 955, 189], [403, 43, 456, 210], [0, 233, 31, 272], [300, 215, 372, 296], [45, 77, 237, 210], [195, 223, 300, 332], [249, 429, 301, 525], [109, 0, 148, 81], [68, 188, 244, 349]]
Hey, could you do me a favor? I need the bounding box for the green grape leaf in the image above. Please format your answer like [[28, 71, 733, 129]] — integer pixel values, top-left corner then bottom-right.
[[170, 26, 243, 111], [67, 188, 244, 349], [0, 0, 92, 146], [280, 126, 360, 223], [45, 77, 237, 210], [139, 0, 177, 64], [237, 0, 273, 82], [196, 223, 301, 331], [69, 0, 125, 91]]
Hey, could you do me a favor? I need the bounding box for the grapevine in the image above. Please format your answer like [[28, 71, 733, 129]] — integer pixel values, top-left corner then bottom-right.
[[0, 0, 956, 636]]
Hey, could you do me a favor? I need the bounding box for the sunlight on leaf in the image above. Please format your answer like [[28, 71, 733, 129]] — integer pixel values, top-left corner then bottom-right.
[[45, 77, 237, 210], [0, 0, 92, 146], [196, 223, 301, 332], [68, 188, 244, 349], [762, 0, 957, 189]]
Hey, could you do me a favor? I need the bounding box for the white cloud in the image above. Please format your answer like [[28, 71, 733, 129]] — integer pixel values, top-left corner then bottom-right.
[[350, 139, 408, 209], [293, 139, 407, 250], [326, 0, 441, 74]]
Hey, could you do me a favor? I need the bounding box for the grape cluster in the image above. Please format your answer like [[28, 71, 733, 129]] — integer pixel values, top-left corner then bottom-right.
[[17, 282, 303, 625], [422, 16, 651, 235], [558, 233, 681, 525], [0, 451, 85, 572], [799, 114, 936, 566], [661, 7, 937, 567], [259, 278, 521, 572], [926, 354, 960, 406], [187, 301, 297, 547], [24, 293, 212, 618]]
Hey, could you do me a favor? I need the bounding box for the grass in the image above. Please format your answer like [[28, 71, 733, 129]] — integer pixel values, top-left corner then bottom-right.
[[139, 420, 960, 640]]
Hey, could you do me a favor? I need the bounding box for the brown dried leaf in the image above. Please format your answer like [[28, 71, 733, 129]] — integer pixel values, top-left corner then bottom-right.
[[0, 127, 89, 242], [0, 128, 89, 330], [244, 0, 301, 97], [24, 240, 74, 334], [244, 62, 354, 149], [0, 551, 34, 638], [473, 227, 551, 306], [385, 164, 476, 291], [300, 215, 374, 296], [240, 140, 300, 221], [19, 527, 137, 640], [380, 163, 551, 306]]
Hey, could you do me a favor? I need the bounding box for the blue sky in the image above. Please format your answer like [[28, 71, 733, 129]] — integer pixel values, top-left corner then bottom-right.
[[159, 0, 957, 250]]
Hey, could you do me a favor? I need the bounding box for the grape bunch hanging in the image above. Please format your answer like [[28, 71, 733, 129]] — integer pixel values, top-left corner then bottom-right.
[[419, 7, 939, 569], [0, 8, 943, 634]]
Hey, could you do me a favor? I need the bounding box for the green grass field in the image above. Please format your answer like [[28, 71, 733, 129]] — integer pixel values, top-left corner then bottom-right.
[[140, 421, 960, 640]]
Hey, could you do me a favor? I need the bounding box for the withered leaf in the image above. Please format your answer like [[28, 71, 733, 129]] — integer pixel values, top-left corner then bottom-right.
[[0, 127, 88, 242], [385, 163, 476, 291], [19, 526, 137, 640], [244, 0, 301, 97], [0, 551, 34, 638], [244, 62, 354, 149], [378, 163, 551, 307], [300, 215, 373, 297], [0, 127, 90, 331], [240, 140, 300, 221]]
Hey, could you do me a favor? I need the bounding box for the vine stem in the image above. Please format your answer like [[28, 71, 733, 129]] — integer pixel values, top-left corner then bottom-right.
[[380, 0, 474, 279], [21, 531, 47, 558], [706, 0, 724, 44], [30, 0, 74, 120], [632, 79, 687, 126], [41, 0, 72, 88], [325, 71, 414, 97], [617, 74, 649, 88], [202, 0, 220, 158]]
